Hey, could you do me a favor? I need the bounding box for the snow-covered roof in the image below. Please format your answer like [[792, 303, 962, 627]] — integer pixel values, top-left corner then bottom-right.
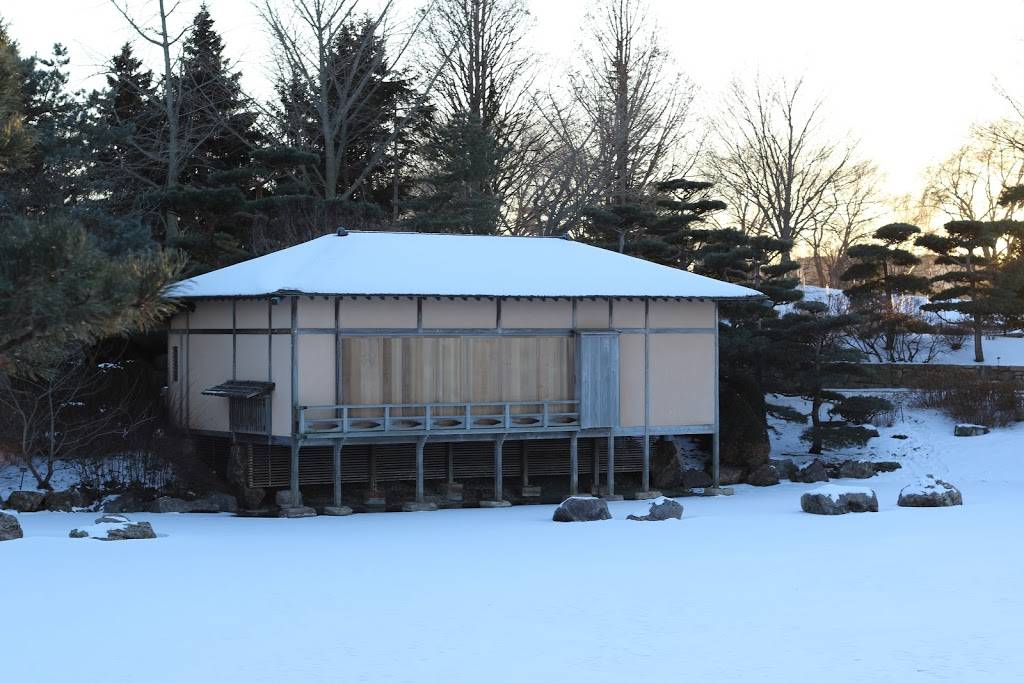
[[170, 231, 763, 300]]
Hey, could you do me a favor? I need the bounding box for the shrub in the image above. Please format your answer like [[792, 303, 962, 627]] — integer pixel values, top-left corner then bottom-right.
[[913, 377, 1021, 427], [829, 395, 895, 425], [800, 423, 880, 450]]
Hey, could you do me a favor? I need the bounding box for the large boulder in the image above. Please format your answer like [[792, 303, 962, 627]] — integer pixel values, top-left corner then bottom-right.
[[188, 492, 238, 513], [5, 490, 45, 512], [791, 459, 829, 484], [872, 461, 901, 473], [44, 487, 90, 512], [838, 460, 876, 480], [227, 444, 266, 509], [149, 492, 239, 514], [627, 497, 683, 522], [746, 464, 780, 487], [801, 485, 878, 515], [680, 469, 712, 490], [650, 439, 684, 489], [553, 496, 611, 522], [954, 423, 989, 437], [0, 512, 23, 541], [70, 514, 157, 541], [770, 459, 798, 481], [102, 489, 157, 513], [718, 465, 745, 486], [897, 475, 963, 507]]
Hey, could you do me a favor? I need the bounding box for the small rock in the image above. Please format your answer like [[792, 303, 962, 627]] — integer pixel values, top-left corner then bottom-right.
[[891, 434, 909, 440], [278, 505, 317, 518], [553, 496, 611, 522], [68, 529, 88, 539], [897, 475, 963, 507], [801, 485, 879, 515], [872, 461, 901, 473], [0, 512, 23, 541], [95, 513, 131, 524], [627, 498, 683, 522], [5, 490, 45, 513], [838, 460, 876, 479], [791, 459, 829, 484], [102, 521, 156, 541], [746, 464, 780, 487], [954, 424, 990, 437]]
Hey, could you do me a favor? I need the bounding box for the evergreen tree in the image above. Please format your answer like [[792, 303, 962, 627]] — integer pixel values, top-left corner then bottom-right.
[[403, 112, 503, 234], [841, 223, 932, 361], [0, 215, 183, 376], [0, 22, 31, 173], [765, 300, 864, 454], [916, 220, 1024, 362]]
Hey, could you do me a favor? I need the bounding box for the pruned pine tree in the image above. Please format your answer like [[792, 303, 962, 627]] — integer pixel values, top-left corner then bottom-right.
[[0, 215, 183, 376], [766, 300, 863, 455], [916, 220, 1024, 362], [841, 223, 932, 362]]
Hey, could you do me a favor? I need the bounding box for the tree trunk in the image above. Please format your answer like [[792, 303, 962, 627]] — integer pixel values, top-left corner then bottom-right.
[[808, 392, 823, 455], [973, 314, 985, 363]]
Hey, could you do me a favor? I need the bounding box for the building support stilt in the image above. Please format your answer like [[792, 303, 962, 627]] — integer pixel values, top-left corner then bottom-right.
[[569, 434, 579, 496], [415, 436, 426, 503], [642, 434, 650, 492], [605, 435, 619, 500], [332, 442, 342, 507], [480, 434, 510, 508]]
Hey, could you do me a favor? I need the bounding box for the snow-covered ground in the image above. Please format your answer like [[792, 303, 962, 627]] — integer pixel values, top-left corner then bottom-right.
[[3, 403, 1024, 682]]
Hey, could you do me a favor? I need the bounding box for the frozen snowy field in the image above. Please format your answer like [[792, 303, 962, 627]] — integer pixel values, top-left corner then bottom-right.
[[3, 407, 1024, 682]]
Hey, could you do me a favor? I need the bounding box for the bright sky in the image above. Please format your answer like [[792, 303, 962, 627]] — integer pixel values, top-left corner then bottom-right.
[[5, 0, 1024, 200]]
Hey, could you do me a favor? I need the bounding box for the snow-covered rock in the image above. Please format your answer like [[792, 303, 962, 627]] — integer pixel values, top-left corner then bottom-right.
[[770, 459, 798, 480], [44, 487, 92, 512], [552, 496, 611, 522], [148, 493, 238, 514], [800, 485, 879, 515], [0, 511, 23, 541], [627, 497, 683, 521], [70, 514, 157, 541], [5, 490, 45, 512], [954, 424, 990, 437], [898, 475, 963, 507]]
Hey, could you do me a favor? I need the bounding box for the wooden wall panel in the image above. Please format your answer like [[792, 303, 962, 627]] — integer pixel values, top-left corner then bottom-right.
[[619, 333, 645, 427], [649, 333, 715, 426]]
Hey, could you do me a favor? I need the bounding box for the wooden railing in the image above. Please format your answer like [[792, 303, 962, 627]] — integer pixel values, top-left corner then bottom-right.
[[299, 400, 581, 437]]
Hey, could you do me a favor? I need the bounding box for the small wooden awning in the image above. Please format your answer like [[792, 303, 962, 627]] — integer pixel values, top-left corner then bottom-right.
[[201, 380, 275, 399]]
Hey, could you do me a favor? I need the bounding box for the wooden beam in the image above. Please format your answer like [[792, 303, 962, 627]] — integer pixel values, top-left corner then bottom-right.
[[569, 434, 578, 495], [332, 442, 342, 506], [415, 436, 426, 503], [494, 434, 506, 502], [607, 434, 615, 497]]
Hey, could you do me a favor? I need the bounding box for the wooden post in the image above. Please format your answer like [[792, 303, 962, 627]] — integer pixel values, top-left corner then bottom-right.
[[520, 441, 529, 488], [415, 437, 426, 503], [289, 441, 300, 503], [368, 444, 377, 493], [332, 442, 342, 507], [569, 434, 578, 495], [607, 434, 615, 497], [592, 439, 600, 494], [446, 443, 455, 486], [641, 435, 650, 492], [494, 435, 505, 502]]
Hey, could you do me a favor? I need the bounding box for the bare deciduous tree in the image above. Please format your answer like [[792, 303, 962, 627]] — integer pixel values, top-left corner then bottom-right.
[[0, 351, 154, 490], [570, 0, 696, 213], [806, 161, 882, 288], [710, 77, 857, 263], [261, 0, 436, 203]]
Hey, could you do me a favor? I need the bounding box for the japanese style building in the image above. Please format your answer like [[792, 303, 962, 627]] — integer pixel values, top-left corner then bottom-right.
[[166, 230, 760, 513]]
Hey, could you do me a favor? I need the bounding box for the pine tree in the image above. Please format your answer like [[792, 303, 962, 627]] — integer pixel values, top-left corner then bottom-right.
[[0, 22, 31, 173], [766, 300, 864, 454], [403, 112, 503, 234], [916, 220, 1024, 362], [841, 223, 932, 361], [0, 215, 183, 376]]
